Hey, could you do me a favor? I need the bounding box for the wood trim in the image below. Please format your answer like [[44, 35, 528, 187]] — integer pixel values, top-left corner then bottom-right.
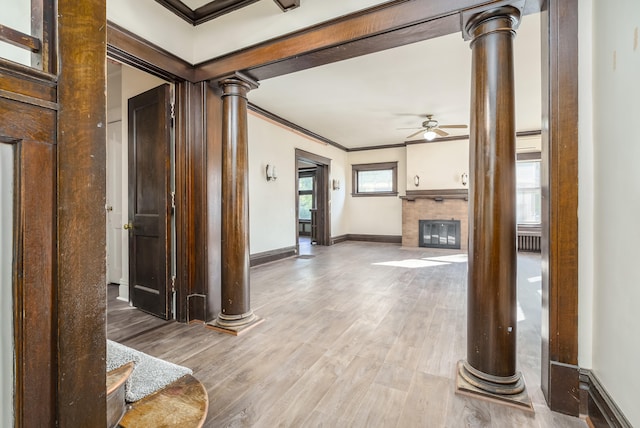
[[0, 59, 57, 104], [56, 0, 107, 424], [331, 234, 348, 244], [345, 234, 402, 244], [540, 0, 580, 415], [0, 24, 41, 52], [273, 0, 299, 12], [579, 369, 633, 428], [174, 81, 209, 323], [250, 246, 297, 267], [351, 161, 398, 197], [194, 1, 491, 81], [106, 21, 195, 82], [348, 130, 542, 152], [403, 189, 469, 201], [248, 103, 347, 151], [155, 0, 261, 26]]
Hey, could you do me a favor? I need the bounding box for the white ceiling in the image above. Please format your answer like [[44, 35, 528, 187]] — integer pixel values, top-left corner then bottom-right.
[[248, 13, 541, 150]]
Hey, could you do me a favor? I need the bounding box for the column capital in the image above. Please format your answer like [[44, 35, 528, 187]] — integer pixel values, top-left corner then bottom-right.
[[460, 1, 523, 42], [217, 71, 259, 94]]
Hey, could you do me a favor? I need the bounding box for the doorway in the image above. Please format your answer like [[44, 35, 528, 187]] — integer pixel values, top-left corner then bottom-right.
[[295, 149, 331, 253], [106, 60, 176, 320]]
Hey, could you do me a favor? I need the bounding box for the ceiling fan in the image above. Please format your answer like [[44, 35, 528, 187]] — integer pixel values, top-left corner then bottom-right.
[[402, 114, 468, 141]]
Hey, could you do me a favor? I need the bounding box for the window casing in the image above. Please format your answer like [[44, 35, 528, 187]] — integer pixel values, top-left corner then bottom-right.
[[351, 161, 398, 197], [0, 0, 53, 72]]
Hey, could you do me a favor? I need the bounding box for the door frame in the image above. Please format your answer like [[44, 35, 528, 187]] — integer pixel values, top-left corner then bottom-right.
[[295, 149, 331, 247], [105, 0, 579, 414]]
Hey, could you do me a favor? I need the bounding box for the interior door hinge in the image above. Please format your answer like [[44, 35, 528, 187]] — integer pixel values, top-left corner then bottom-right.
[[171, 275, 176, 293], [170, 191, 175, 209], [170, 102, 175, 127]]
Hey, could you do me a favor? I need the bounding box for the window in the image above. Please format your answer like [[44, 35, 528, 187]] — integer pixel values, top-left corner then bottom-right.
[[298, 174, 314, 221], [516, 156, 541, 224], [351, 161, 398, 197]]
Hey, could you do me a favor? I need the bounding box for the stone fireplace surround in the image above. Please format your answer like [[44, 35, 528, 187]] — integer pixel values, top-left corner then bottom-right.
[[401, 189, 469, 251]]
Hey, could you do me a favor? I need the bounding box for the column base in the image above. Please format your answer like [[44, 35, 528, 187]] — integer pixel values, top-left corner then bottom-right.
[[206, 311, 264, 336], [455, 360, 533, 412]]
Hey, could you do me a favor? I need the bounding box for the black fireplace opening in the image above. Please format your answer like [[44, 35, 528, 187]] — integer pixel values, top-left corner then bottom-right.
[[419, 219, 461, 249]]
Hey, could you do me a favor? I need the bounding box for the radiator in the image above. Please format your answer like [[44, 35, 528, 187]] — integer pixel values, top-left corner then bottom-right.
[[517, 234, 541, 252]]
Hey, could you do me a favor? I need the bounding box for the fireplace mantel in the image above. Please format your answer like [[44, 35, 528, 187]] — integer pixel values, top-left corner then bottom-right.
[[400, 189, 468, 202]]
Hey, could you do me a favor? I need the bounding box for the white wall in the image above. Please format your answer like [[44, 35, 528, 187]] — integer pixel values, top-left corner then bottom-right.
[[346, 148, 406, 236], [107, 0, 195, 62], [406, 140, 469, 190], [247, 112, 348, 254], [578, 0, 595, 371], [0, 0, 31, 66], [590, 0, 640, 425], [0, 143, 14, 427]]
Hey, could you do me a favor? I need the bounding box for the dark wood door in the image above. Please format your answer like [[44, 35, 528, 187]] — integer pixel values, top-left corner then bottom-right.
[[127, 84, 172, 319]]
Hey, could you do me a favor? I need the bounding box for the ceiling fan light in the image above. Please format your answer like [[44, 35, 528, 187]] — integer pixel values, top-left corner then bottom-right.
[[423, 130, 437, 141]]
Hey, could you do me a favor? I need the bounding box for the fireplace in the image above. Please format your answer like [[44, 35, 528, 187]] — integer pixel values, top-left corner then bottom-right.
[[419, 219, 461, 249]]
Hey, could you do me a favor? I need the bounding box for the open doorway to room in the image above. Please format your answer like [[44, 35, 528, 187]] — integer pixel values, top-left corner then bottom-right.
[[106, 59, 177, 326], [294, 149, 331, 254], [297, 162, 316, 253]]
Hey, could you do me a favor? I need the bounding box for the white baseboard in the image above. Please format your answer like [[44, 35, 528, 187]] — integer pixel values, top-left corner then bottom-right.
[[117, 283, 129, 302]]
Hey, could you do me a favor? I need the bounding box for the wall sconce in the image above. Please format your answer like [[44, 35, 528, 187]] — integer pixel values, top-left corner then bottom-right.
[[332, 179, 340, 190], [461, 172, 468, 186], [265, 164, 277, 181], [414, 175, 420, 187]]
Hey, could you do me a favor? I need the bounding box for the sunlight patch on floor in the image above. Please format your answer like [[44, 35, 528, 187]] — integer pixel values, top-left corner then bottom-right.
[[424, 254, 468, 263], [517, 302, 526, 322]]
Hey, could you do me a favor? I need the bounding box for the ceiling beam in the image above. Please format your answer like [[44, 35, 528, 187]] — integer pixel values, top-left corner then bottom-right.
[[195, 0, 542, 82]]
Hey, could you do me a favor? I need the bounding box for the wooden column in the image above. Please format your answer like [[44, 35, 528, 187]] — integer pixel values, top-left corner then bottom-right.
[[456, 5, 531, 410], [207, 72, 263, 335]]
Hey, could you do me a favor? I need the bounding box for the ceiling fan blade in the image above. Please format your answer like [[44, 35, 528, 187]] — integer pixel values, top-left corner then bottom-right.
[[434, 128, 449, 137], [438, 124, 468, 129], [405, 128, 427, 139]]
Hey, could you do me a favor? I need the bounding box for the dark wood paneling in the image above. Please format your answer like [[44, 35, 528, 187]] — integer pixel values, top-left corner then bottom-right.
[[205, 83, 223, 321], [19, 140, 55, 427], [250, 246, 297, 267], [0, 61, 57, 104], [56, 0, 107, 425], [107, 21, 194, 82], [175, 81, 209, 322], [540, 0, 580, 416]]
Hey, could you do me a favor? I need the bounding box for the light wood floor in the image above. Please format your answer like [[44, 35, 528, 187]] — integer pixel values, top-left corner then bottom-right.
[[107, 242, 587, 428]]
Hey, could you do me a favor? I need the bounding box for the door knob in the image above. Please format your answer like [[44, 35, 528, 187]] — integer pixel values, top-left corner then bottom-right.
[[123, 223, 134, 230]]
